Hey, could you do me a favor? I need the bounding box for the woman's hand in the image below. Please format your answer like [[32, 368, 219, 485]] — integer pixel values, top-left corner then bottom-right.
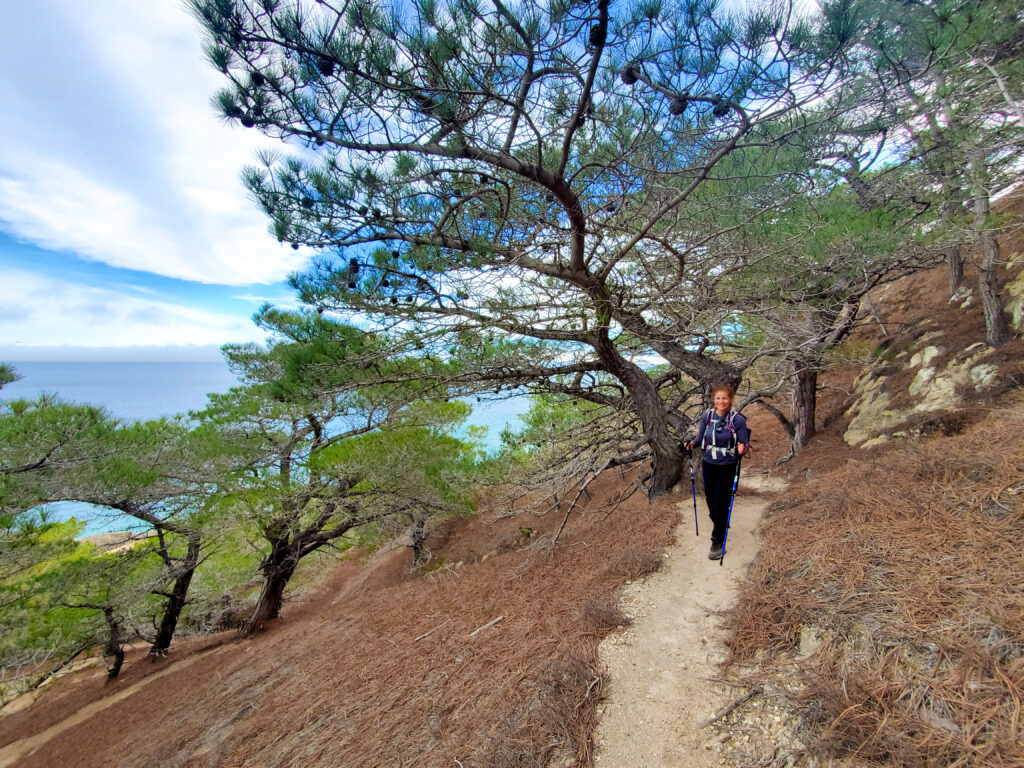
[[738, 443, 747, 455], [684, 441, 694, 450]]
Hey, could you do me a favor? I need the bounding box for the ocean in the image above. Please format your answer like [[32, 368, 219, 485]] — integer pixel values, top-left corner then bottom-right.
[[3, 360, 530, 535], [3, 361, 241, 422]]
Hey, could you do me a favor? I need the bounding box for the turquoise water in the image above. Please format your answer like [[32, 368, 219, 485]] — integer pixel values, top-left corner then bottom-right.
[[3, 360, 529, 535]]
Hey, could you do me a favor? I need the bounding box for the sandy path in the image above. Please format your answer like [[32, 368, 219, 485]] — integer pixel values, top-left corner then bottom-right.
[[593, 485, 771, 767]]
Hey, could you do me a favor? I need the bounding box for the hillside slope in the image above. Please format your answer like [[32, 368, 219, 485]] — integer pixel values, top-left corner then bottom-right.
[[705, 245, 1024, 765], [1, 469, 697, 768], [2, 227, 1022, 768]]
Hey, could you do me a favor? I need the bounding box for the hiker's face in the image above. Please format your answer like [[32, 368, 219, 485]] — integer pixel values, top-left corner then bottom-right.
[[713, 390, 732, 413]]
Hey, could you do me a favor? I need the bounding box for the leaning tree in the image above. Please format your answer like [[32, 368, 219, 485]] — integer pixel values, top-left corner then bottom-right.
[[63, 417, 237, 656], [191, 0, 860, 494], [203, 310, 476, 632]]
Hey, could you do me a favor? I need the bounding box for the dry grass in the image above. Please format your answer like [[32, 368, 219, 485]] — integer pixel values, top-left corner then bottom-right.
[[2, 469, 678, 768], [722, 395, 1024, 766], [600, 545, 664, 582]]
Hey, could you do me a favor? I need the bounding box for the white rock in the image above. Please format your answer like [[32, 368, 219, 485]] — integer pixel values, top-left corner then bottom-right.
[[909, 345, 941, 369]]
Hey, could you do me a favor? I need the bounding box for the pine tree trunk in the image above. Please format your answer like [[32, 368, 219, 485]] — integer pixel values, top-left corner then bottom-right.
[[593, 334, 683, 498], [793, 369, 817, 452], [410, 518, 428, 567], [102, 606, 125, 681], [642, 408, 684, 497], [978, 234, 1010, 346], [970, 146, 1011, 347], [150, 533, 201, 656], [627, 377, 683, 497], [947, 245, 963, 295], [244, 545, 299, 635], [939, 140, 964, 297]]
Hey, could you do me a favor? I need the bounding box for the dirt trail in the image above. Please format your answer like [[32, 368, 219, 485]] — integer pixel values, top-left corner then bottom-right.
[[593, 478, 776, 767], [0, 644, 229, 768]]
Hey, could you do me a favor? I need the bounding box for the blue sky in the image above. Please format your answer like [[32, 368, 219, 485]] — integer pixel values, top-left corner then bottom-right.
[[0, 1, 309, 360]]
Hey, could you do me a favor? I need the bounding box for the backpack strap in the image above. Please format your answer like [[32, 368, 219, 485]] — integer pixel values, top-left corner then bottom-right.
[[698, 409, 713, 450], [703, 409, 739, 459]]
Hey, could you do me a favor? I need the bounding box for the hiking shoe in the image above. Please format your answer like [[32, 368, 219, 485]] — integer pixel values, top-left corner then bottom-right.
[[708, 542, 723, 560]]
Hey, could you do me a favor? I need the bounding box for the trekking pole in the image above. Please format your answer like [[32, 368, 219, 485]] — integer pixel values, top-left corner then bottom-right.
[[719, 456, 742, 567], [689, 452, 699, 537]]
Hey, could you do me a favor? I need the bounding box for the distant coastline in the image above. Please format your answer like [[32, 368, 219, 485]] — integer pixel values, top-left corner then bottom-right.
[[81, 529, 158, 553], [6, 360, 531, 537]]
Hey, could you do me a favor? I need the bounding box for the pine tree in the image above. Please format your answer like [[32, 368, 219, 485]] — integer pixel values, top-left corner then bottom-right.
[[202, 311, 476, 632], [189, 0, 859, 495]]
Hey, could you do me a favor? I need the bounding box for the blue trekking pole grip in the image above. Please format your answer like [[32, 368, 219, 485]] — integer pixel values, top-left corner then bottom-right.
[[720, 456, 742, 567], [689, 452, 699, 537]]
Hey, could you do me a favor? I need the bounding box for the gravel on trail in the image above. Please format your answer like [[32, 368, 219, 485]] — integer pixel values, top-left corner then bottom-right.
[[592, 486, 771, 767]]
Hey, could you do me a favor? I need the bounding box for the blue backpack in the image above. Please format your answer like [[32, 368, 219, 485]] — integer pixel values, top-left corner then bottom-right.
[[698, 409, 739, 459]]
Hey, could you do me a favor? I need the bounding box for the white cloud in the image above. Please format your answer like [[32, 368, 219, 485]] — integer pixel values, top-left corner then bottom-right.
[[0, 1, 308, 285], [0, 270, 263, 348], [234, 293, 303, 310]]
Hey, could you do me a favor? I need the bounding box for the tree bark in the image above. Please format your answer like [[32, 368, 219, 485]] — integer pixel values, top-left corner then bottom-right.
[[938, 125, 964, 297], [245, 563, 296, 635], [102, 606, 125, 681], [970, 146, 1011, 347], [592, 332, 682, 498], [150, 531, 201, 656], [410, 517, 428, 568], [978, 234, 1010, 346], [792, 368, 817, 452], [244, 538, 299, 635], [947, 244, 963, 295]]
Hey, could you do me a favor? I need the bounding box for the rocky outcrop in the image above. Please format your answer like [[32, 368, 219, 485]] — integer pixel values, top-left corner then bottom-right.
[[844, 333, 1001, 448], [1007, 251, 1024, 333]]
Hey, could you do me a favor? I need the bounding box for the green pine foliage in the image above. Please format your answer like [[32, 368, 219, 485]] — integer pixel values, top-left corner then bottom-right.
[[0, 327, 499, 676], [0, 364, 20, 390]]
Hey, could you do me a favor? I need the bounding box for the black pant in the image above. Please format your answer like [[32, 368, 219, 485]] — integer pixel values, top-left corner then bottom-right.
[[702, 460, 738, 544]]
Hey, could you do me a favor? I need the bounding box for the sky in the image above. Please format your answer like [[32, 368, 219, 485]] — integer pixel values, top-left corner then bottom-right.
[[0, 1, 310, 361]]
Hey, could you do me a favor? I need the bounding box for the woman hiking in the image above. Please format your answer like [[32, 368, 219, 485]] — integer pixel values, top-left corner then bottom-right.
[[684, 384, 750, 560]]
